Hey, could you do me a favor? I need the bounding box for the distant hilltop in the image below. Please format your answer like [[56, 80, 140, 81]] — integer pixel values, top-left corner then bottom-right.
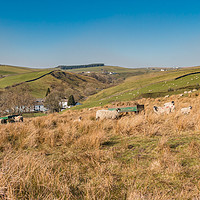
[[56, 63, 104, 70]]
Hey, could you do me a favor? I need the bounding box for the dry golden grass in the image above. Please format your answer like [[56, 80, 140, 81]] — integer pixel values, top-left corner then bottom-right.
[[1, 94, 200, 199]]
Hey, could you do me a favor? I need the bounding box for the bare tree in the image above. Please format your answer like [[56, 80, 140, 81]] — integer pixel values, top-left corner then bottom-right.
[[0, 86, 35, 115], [44, 91, 64, 113]]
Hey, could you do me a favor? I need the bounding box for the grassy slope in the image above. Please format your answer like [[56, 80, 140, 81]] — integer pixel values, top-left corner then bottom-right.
[[27, 71, 105, 98], [27, 74, 63, 98], [1, 95, 200, 199], [0, 65, 39, 75], [64, 65, 161, 79], [0, 65, 111, 98], [67, 65, 146, 73], [76, 66, 200, 109], [0, 70, 53, 88]]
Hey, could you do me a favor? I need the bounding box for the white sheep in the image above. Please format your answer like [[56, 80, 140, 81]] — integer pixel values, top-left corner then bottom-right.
[[181, 106, 192, 114], [96, 110, 120, 120], [164, 101, 174, 107], [163, 101, 175, 112], [74, 116, 82, 122], [153, 106, 171, 114], [14, 116, 23, 122]]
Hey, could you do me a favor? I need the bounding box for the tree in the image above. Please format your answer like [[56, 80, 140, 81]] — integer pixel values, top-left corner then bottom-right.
[[67, 95, 76, 106], [0, 87, 35, 115], [45, 88, 51, 97], [44, 91, 64, 113]]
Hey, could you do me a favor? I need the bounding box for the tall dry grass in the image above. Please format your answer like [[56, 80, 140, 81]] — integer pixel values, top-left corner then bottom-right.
[[1, 94, 200, 199]]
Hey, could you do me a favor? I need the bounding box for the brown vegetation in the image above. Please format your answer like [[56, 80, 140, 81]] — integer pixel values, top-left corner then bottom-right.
[[0, 85, 35, 115], [1, 94, 200, 199]]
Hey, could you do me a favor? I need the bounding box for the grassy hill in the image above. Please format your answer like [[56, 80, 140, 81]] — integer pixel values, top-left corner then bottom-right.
[[0, 70, 54, 89], [1, 94, 200, 199], [0, 65, 162, 99], [0, 65, 40, 75], [2, 64, 200, 102], [26, 71, 106, 98], [64, 65, 162, 79], [76, 66, 200, 109], [0, 66, 107, 98]]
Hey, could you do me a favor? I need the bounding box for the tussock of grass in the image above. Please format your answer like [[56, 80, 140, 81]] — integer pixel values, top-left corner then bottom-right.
[[1, 95, 200, 199]]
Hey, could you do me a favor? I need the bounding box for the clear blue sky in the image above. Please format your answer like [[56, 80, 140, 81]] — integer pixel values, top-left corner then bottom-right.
[[1, 0, 200, 68]]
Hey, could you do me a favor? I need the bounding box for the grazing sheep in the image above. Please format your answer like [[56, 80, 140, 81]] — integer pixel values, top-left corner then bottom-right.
[[153, 106, 171, 114], [184, 91, 188, 94], [74, 116, 82, 122], [14, 116, 23, 122], [179, 94, 183, 97], [181, 106, 192, 114], [188, 91, 192, 94], [164, 101, 174, 107], [193, 89, 197, 92], [163, 101, 175, 112], [96, 110, 120, 120], [165, 95, 169, 98]]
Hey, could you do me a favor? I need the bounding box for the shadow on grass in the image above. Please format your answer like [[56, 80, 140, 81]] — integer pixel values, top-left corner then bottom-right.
[[101, 140, 118, 147]]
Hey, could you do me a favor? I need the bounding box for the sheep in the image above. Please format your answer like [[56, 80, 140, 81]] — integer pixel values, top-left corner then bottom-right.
[[14, 116, 23, 122], [165, 95, 169, 98], [96, 109, 120, 120], [163, 101, 175, 112], [153, 106, 171, 114], [74, 116, 82, 122], [181, 106, 192, 114], [164, 101, 174, 107]]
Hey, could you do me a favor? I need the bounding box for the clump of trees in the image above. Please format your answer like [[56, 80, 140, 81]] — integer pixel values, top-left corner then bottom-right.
[[44, 92, 76, 113], [0, 85, 35, 115], [44, 91, 64, 113]]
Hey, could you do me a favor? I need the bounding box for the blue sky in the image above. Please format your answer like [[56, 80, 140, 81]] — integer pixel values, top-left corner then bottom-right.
[[1, 0, 200, 68]]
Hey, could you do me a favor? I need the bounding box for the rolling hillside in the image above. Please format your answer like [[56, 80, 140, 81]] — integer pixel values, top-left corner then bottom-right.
[[0, 70, 54, 89], [0, 65, 162, 99], [0, 65, 40, 75], [0, 66, 107, 99], [76, 66, 200, 109], [64, 65, 162, 79], [2, 64, 200, 102], [1, 94, 200, 199]]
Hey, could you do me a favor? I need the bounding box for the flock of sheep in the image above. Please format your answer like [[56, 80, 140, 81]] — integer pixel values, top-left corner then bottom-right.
[[96, 101, 192, 120], [153, 101, 192, 115]]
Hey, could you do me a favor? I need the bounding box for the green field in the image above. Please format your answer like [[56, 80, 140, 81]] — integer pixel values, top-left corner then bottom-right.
[[0, 65, 40, 75], [0, 70, 53, 88], [0, 65, 107, 98], [2, 65, 200, 102], [64, 65, 162, 79], [74, 66, 200, 109]]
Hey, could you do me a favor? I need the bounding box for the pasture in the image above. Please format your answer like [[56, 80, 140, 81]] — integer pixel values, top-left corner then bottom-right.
[[75, 66, 200, 109], [0, 70, 53, 88], [0, 65, 40, 75], [1, 94, 200, 199]]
